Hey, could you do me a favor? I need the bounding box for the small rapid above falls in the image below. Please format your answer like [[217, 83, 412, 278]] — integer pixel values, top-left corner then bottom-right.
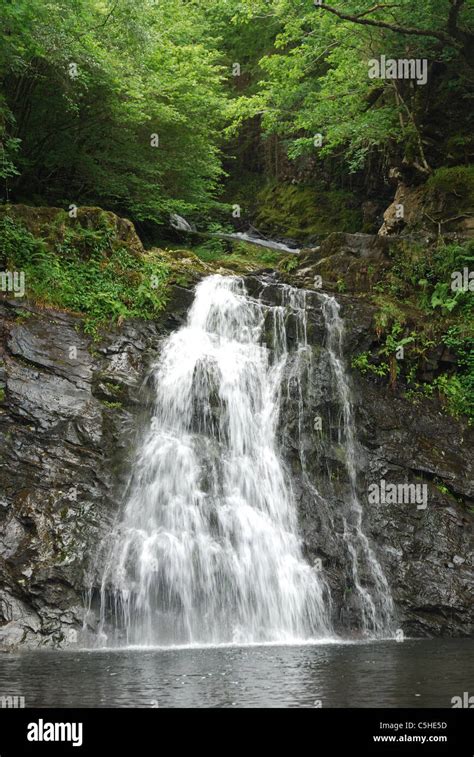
[[96, 274, 394, 646], [216, 230, 300, 254]]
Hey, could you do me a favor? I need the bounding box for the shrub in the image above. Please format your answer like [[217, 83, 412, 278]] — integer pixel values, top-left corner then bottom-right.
[[0, 217, 170, 338]]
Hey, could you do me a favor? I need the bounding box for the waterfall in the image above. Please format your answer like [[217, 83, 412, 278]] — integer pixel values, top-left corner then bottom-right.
[[95, 274, 394, 647], [319, 295, 394, 635], [98, 275, 331, 646]]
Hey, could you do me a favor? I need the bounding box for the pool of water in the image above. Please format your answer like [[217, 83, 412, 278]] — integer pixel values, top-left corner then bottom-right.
[[0, 638, 472, 708]]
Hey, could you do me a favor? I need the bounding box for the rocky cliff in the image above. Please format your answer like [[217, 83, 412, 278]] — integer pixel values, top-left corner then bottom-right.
[[0, 286, 194, 649], [0, 232, 472, 649], [249, 278, 473, 638]]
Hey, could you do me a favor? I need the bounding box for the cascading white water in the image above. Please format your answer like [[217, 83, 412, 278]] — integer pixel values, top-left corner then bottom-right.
[[319, 295, 394, 635], [98, 275, 331, 646], [95, 275, 395, 646]]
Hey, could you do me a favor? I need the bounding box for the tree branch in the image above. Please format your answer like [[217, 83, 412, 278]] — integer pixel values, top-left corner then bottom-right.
[[355, 5, 402, 19], [316, 3, 463, 48], [447, 0, 465, 37]]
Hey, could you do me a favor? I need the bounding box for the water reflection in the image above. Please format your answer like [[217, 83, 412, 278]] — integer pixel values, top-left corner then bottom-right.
[[0, 640, 472, 708]]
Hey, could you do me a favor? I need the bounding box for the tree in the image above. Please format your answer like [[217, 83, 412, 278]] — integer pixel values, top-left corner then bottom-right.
[[231, 0, 474, 179], [0, 0, 229, 224]]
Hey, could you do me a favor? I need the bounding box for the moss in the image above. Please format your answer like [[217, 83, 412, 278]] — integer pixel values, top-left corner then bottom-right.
[[0, 213, 170, 338], [0, 388, 4, 402], [15, 310, 33, 322], [254, 182, 362, 241], [150, 247, 214, 287], [0, 204, 144, 257], [425, 165, 474, 214], [191, 239, 281, 272]]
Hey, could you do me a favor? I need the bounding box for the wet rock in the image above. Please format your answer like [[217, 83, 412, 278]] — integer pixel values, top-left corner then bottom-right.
[[0, 287, 195, 650], [0, 266, 472, 648], [243, 274, 473, 637], [287, 232, 391, 293], [290, 292, 472, 637]]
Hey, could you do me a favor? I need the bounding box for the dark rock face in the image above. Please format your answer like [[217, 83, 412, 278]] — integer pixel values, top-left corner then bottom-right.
[[0, 287, 193, 649], [0, 271, 472, 649], [252, 280, 473, 638], [353, 382, 473, 637]]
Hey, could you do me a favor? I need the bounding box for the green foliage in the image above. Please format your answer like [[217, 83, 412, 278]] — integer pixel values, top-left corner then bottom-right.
[[2, 0, 473, 233], [373, 298, 406, 335], [100, 400, 123, 410], [230, 1, 473, 177], [0, 216, 170, 337], [353, 322, 414, 385], [385, 241, 429, 295], [0, 96, 20, 181], [193, 238, 280, 270], [435, 481, 450, 496], [433, 373, 472, 420], [380, 239, 474, 317], [422, 241, 474, 314], [192, 238, 229, 263], [441, 327, 474, 421], [0, 0, 228, 223], [351, 352, 388, 378], [15, 309, 33, 322], [430, 282, 466, 312], [279, 255, 299, 273], [379, 323, 415, 357], [103, 382, 122, 396]]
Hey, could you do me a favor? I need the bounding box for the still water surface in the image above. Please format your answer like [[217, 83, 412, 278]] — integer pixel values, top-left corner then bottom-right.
[[1, 639, 472, 708]]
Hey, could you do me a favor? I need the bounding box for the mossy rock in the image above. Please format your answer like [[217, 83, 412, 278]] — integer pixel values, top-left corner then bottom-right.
[[380, 166, 474, 237], [255, 183, 362, 241], [425, 166, 474, 214], [0, 204, 144, 257]]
